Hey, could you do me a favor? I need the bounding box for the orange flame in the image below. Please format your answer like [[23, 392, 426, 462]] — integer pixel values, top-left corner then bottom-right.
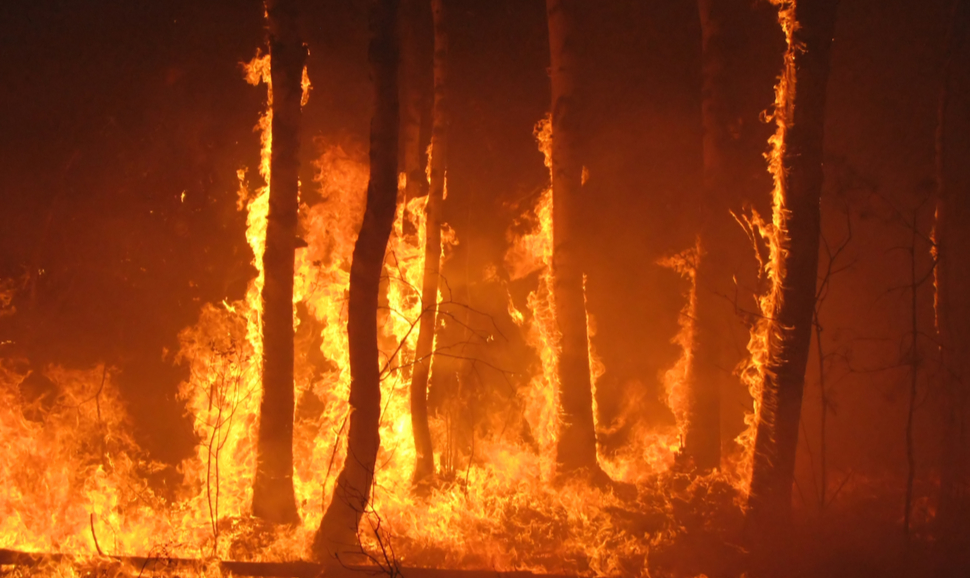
[[657, 241, 699, 445], [0, 83, 708, 578], [730, 0, 798, 497]]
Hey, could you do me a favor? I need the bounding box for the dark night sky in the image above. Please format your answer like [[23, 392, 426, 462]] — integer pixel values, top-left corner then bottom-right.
[[0, 0, 964, 507]]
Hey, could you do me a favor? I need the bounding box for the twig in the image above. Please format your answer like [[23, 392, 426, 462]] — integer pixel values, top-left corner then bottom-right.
[[90, 514, 105, 557]]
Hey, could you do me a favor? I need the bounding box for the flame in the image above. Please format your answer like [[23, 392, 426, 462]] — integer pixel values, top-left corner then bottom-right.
[[506, 119, 690, 485], [584, 274, 606, 457], [0, 363, 170, 557], [729, 0, 797, 497], [301, 63, 312, 107], [657, 241, 699, 446], [593, 238, 703, 483], [0, 70, 750, 578], [503, 117, 560, 481]]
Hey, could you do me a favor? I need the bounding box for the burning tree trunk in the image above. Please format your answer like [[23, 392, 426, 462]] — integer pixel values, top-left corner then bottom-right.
[[409, 0, 449, 486], [252, 0, 306, 525], [745, 0, 839, 534], [935, 0, 970, 541], [545, 0, 601, 478], [682, 0, 748, 472], [313, 0, 400, 561]]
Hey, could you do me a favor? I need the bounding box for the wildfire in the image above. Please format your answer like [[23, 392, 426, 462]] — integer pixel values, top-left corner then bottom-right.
[[0, 54, 740, 578], [657, 241, 699, 449], [0, 364, 166, 557], [500, 118, 557, 485], [730, 0, 797, 497], [594, 239, 699, 482]]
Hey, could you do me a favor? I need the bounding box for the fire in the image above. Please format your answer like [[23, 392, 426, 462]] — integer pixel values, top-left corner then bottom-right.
[[289, 142, 366, 530], [503, 116, 564, 482], [592, 238, 702, 483], [0, 52, 745, 578], [0, 364, 169, 557], [584, 274, 607, 463], [730, 0, 797, 497], [657, 241, 699, 450]]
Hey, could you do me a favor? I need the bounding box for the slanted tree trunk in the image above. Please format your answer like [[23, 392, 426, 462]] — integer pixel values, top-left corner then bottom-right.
[[746, 0, 840, 535], [252, 0, 305, 525], [546, 0, 601, 478], [312, 0, 400, 562], [936, 0, 970, 542], [409, 0, 449, 486]]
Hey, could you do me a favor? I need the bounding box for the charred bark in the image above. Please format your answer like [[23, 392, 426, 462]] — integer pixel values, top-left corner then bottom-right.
[[746, 0, 840, 535], [546, 0, 602, 478], [409, 0, 449, 486], [252, 0, 305, 526], [312, 0, 400, 562]]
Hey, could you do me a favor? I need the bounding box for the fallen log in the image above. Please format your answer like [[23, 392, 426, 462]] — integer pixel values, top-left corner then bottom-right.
[[0, 547, 321, 577], [0, 548, 573, 578]]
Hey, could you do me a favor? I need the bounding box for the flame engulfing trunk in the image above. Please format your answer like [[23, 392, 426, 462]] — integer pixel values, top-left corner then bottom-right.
[[252, 0, 306, 525], [682, 0, 749, 472], [744, 0, 839, 533], [936, 0, 970, 540], [410, 0, 449, 485], [313, 0, 400, 561], [545, 0, 601, 478]]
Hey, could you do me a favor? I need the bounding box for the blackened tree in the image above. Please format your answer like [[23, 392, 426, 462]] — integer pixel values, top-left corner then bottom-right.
[[745, 0, 841, 537]]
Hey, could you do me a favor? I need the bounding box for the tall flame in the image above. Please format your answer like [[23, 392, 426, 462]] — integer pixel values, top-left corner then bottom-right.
[[505, 116, 561, 481], [731, 0, 797, 496], [658, 241, 699, 449]]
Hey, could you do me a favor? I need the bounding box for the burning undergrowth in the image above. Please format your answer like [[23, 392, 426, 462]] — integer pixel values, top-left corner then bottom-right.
[[0, 50, 763, 577], [0, 120, 753, 577], [0, 353, 743, 576]]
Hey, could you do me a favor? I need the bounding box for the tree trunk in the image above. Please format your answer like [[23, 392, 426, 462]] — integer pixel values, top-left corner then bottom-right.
[[684, 0, 748, 472], [745, 0, 840, 535], [684, 240, 722, 471], [546, 0, 601, 478], [409, 0, 449, 486], [252, 0, 305, 525], [936, 0, 970, 542], [312, 0, 400, 562], [399, 0, 428, 209]]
